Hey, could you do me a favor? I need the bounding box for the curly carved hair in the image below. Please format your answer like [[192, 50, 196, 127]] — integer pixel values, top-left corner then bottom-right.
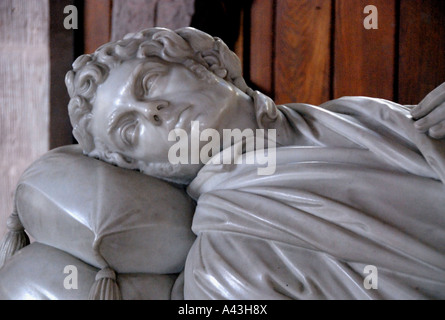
[[65, 27, 251, 183], [65, 27, 249, 154]]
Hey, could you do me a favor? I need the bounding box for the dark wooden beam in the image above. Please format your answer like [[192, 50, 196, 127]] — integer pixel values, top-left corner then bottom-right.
[[275, 0, 332, 105], [334, 0, 396, 101], [84, 0, 111, 53], [398, 0, 445, 104], [249, 0, 275, 98], [49, 0, 75, 149]]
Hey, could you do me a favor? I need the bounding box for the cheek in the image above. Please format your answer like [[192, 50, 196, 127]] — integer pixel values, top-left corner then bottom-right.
[[130, 124, 173, 162], [161, 67, 205, 95], [185, 82, 233, 108]]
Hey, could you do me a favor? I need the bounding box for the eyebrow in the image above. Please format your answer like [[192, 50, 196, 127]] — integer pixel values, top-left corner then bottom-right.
[[132, 60, 169, 99]]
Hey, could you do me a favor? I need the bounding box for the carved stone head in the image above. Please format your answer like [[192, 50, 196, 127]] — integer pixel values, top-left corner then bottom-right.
[[65, 27, 256, 184]]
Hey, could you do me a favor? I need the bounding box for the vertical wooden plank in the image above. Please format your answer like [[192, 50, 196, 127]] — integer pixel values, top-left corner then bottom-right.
[[191, 0, 246, 55], [111, 0, 194, 42], [275, 0, 332, 105], [0, 0, 50, 237], [84, 0, 111, 53], [334, 0, 396, 100], [398, 0, 445, 105], [156, 0, 195, 29], [111, 0, 155, 41], [249, 0, 275, 97], [233, 6, 244, 72], [49, 0, 75, 149]]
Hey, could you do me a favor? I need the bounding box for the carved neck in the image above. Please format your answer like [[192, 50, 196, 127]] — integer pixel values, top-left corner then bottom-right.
[[252, 90, 302, 146]]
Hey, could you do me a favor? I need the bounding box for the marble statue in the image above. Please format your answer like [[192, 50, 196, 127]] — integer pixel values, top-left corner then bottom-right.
[[1, 27, 444, 300]]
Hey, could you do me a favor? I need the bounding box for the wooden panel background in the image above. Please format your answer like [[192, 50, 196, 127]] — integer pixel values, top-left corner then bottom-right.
[[82, 1, 445, 106], [398, 0, 445, 105], [248, 0, 274, 96], [83, 0, 195, 53], [0, 0, 50, 237], [84, 0, 111, 54], [334, 0, 396, 101], [275, 0, 332, 104], [247, 0, 445, 105], [49, 0, 75, 149]]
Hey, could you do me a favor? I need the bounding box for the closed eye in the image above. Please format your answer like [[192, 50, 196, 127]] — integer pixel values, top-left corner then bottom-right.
[[142, 73, 159, 96], [120, 118, 139, 146], [132, 61, 168, 99], [108, 109, 140, 147]]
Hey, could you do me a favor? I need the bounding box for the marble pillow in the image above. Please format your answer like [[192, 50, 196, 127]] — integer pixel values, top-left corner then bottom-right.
[[0, 242, 181, 300], [14, 145, 196, 274]]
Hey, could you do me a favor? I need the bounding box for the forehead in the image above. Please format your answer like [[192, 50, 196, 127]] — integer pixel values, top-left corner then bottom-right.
[[100, 57, 168, 93]]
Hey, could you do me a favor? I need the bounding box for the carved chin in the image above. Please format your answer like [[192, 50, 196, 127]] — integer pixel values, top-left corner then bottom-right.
[[89, 138, 203, 185], [137, 160, 203, 185]]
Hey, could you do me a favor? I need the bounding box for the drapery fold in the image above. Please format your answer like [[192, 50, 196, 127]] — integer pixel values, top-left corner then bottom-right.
[[184, 95, 445, 299]]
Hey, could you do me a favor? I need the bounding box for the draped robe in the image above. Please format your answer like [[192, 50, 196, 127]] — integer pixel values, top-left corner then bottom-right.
[[183, 92, 445, 299]]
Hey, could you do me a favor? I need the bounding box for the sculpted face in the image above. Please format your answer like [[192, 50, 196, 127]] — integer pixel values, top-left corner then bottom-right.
[[91, 57, 255, 165]]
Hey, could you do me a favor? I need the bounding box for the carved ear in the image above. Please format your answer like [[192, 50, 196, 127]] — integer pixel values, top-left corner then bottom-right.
[[201, 50, 228, 79], [212, 38, 241, 80], [196, 38, 236, 82], [178, 28, 249, 94], [177, 28, 235, 81], [68, 96, 95, 154]]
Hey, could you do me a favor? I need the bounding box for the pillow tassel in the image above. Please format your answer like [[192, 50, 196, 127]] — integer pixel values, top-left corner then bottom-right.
[[0, 211, 29, 269], [88, 267, 122, 300]]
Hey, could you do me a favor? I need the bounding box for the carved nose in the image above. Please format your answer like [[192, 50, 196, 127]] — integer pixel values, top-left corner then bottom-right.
[[153, 100, 169, 112], [137, 100, 169, 125], [134, 100, 168, 114]]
